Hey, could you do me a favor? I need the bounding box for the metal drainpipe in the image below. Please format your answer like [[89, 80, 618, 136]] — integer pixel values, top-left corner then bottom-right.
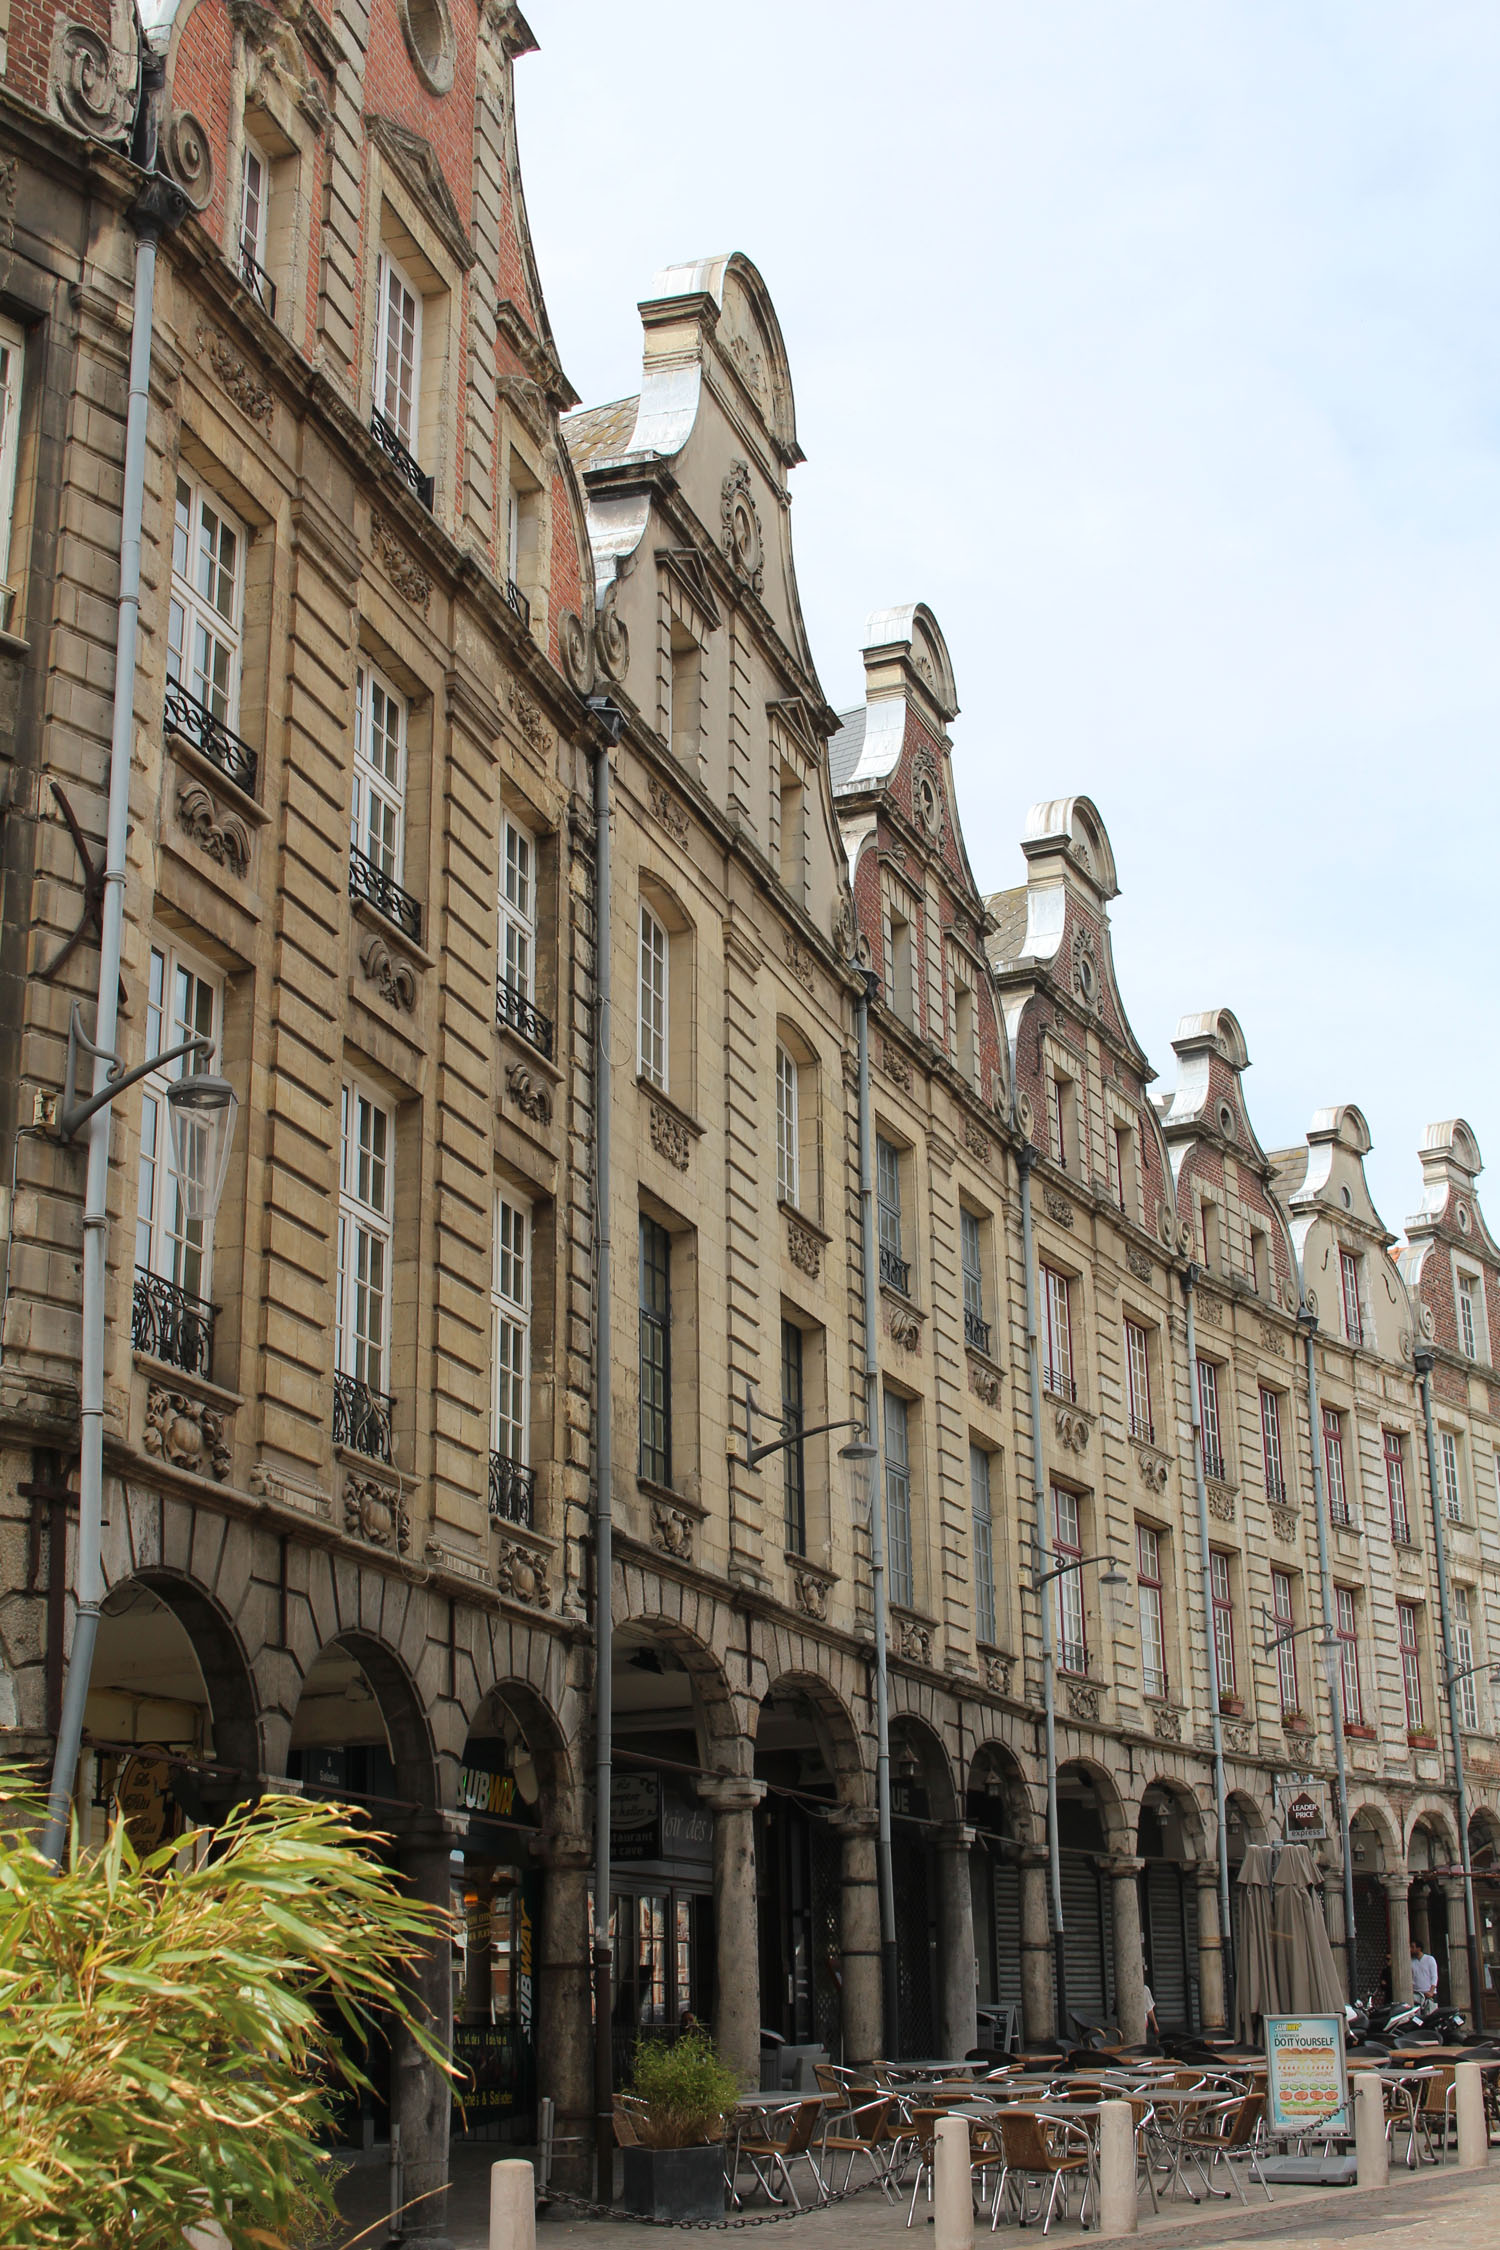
[[1181, 1264, 1234, 2032], [1016, 1141, 1064, 2039], [1415, 1350, 1485, 2019], [855, 970, 898, 2052], [41, 93, 183, 1867], [1299, 1305, 1357, 1985], [590, 731, 614, 2195]]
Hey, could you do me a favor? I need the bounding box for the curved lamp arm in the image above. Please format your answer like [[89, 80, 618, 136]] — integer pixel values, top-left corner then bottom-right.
[[52, 999, 214, 1142]]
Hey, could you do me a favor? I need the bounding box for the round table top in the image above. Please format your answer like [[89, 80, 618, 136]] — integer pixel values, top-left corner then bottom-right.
[[733, 2090, 842, 2110]]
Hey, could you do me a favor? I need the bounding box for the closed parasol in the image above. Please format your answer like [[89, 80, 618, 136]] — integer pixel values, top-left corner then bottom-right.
[[1235, 1842, 1344, 2043]]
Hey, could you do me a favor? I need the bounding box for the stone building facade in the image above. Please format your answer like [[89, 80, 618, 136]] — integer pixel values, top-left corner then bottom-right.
[[2, 5, 1500, 2233]]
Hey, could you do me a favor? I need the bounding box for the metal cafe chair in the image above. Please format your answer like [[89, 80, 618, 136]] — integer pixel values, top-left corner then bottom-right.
[[988, 2110, 1094, 2235], [735, 2097, 830, 2211]]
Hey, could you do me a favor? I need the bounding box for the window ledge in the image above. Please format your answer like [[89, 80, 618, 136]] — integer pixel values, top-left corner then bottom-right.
[[637, 1475, 705, 1520], [635, 1076, 703, 1138], [777, 1197, 830, 1244], [132, 1353, 245, 1416], [0, 625, 29, 658], [351, 891, 434, 973], [495, 1012, 563, 1082], [1343, 1723, 1378, 1741], [880, 1280, 925, 1319], [168, 729, 271, 825]]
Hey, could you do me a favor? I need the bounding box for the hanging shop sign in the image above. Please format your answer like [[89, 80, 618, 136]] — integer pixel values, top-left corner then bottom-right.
[[610, 1771, 714, 1868], [1275, 1773, 1328, 1842], [1264, 2014, 1349, 2138]]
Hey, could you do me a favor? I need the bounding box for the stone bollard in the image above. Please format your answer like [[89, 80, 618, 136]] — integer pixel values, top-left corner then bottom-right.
[[491, 2158, 537, 2250], [1457, 2061, 1489, 2170], [1353, 2071, 1388, 2190], [934, 2115, 974, 2250], [1097, 2099, 1138, 2237]]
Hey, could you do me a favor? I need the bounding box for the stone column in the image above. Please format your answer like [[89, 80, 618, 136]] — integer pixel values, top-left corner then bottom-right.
[[1320, 1862, 1352, 1993], [1442, 1879, 1473, 2015], [394, 1820, 459, 2249], [536, 1828, 593, 2194], [697, 1776, 766, 2085], [934, 1822, 979, 2059], [1107, 1857, 1147, 2045], [1385, 1875, 1413, 2002], [1018, 1846, 1055, 2045], [1194, 1865, 1227, 2034], [831, 1805, 882, 2063], [1411, 1885, 1432, 1951]]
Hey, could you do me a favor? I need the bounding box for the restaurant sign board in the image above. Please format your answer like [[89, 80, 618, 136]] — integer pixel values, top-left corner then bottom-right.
[[1264, 2014, 1349, 2138]]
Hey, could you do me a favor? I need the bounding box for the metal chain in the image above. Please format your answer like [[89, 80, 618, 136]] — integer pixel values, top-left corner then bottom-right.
[[542, 2165, 897, 2230]]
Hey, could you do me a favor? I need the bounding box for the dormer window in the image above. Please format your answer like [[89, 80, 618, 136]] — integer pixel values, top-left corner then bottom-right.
[[1045, 1069, 1077, 1173], [503, 452, 541, 630], [885, 894, 916, 1027], [1459, 1271, 1484, 1363], [238, 133, 274, 314], [1339, 1248, 1364, 1347]]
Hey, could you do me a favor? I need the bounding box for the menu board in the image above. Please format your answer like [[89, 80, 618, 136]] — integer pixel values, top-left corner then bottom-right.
[[1264, 2014, 1349, 2136]]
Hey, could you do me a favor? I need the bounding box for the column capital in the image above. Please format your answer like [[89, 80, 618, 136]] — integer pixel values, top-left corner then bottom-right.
[[534, 1829, 593, 1871], [1439, 1875, 1468, 1902], [696, 1774, 767, 1814], [935, 1821, 977, 1852], [1018, 1844, 1052, 1870], [829, 1804, 881, 1839], [1192, 1860, 1221, 1889], [1381, 1872, 1412, 1900], [1104, 1854, 1145, 1878]]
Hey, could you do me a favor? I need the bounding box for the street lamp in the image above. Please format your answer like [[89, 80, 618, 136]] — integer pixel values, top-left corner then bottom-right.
[[739, 1376, 869, 1471]]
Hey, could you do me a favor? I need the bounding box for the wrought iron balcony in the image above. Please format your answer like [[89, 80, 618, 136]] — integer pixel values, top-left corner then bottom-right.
[[1328, 1493, 1356, 1529], [132, 1268, 215, 1379], [489, 1450, 536, 1528], [238, 238, 277, 318], [333, 1372, 395, 1463], [349, 845, 421, 942], [879, 1243, 910, 1297], [1202, 1442, 1226, 1482], [504, 578, 531, 631], [370, 406, 434, 510], [1266, 1470, 1287, 1502], [496, 976, 553, 1060], [964, 1307, 991, 1356], [1129, 1411, 1155, 1444], [1043, 1363, 1077, 1404], [163, 678, 258, 797]]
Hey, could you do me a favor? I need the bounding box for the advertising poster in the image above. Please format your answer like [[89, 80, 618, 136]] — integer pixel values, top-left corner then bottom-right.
[[1264, 2014, 1349, 2136]]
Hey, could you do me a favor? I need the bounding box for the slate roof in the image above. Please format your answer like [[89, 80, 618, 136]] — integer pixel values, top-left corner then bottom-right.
[[829, 707, 866, 795], [1269, 1146, 1311, 1202], [983, 886, 1029, 965], [561, 396, 641, 473]]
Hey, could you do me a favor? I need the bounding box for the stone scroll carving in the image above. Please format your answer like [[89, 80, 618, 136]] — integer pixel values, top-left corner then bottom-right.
[[344, 1472, 410, 1554], [144, 1385, 231, 1482], [175, 782, 251, 878], [496, 1538, 552, 1608], [649, 1102, 691, 1171]]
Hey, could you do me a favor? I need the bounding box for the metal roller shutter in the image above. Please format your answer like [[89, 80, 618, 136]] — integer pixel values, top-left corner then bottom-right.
[[1145, 1864, 1200, 2032], [991, 1855, 1023, 2015], [1060, 1853, 1111, 2026]]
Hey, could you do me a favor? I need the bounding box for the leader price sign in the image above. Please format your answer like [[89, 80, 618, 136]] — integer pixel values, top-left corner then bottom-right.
[[1275, 1773, 1328, 1842]]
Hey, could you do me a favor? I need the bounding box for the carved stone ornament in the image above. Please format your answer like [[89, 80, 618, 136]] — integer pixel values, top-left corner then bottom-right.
[[1270, 1506, 1299, 1541], [882, 1042, 913, 1092], [175, 782, 250, 878], [1044, 1190, 1074, 1229], [1066, 1679, 1103, 1723], [1055, 1407, 1090, 1454], [1281, 1281, 1299, 1315], [1207, 1486, 1236, 1523], [559, 609, 595, 695], [144, 1384, 231, 1482], [1136, 1448, 1170, 1494], [832, 895, 857, 959], [1257, 1320, 1288, 1357], [649, 1101, 691, 1171], [52, 21, 132, 140], [1196, 1290, 1225, 1328], [371, 517, 431, 613], [1151, 1705, 1182, 1742], [912, 753, 943, 842], [982, 1652, 1015, 1697], [1072, 929, 1101, 1012], [1014, 1090, 1035, 1142], [596, 582, 629, 682], [1126, 1247, 1153, 1285], [841, 1048, 860, 1092], [646, 776, 690, 847], [359, 929, 417, 1013], [508, 678, 552, 754], [162, 111, 214, 210], [968, 1358, 1001, 1407], [1221, 1720, 1254, 1757], [344, 1472, 410, 1553], [398, 0, 456, 93], [893, 1616, 932, 1664], [964, 1120, 991, 1167], [790, 1564, 831, 1622], [886, 1303, 921, 1353], [194, 326, 274, 429], [505, 1061, 552, 1125], [650, 1500, 694, 1561], [786, 1215, 821, 1279], [784, 931, 816, 993], [496, 1537, 552, 1608], [720, 461, 764, 594]]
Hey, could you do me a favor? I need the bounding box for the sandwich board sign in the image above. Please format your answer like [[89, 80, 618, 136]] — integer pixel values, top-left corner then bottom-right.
[[1264, 2014, 1349, 2139]]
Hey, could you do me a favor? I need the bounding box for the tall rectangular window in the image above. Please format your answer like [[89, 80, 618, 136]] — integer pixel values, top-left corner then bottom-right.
[[1111, 1125, 1130, 1213], [781, 1318, 805, 1556], [136, 941, 221, 1315], [1051, 1484, 1086, 1673], [1340, 1249, 1363, 1347], [637, 904, 668, 1089], [1125, 1319, 1153, 1441], [1261, 1386, 1286, 1500], [1398, 1602, 1424, 1731], [1250, 1229, 1270, 1297], [1271, 1569, 1299, 1713], [1137, 1524, 1167, 1698], [498, 816, 536, 1004], [1042, 1266, 1074, 1400], [0, 316, 24, 596], [491, 1192, 530, 1469], [1384, 1430, 1411, 1543], [961, 1210, 988, 1353], [876, 1137, 908, 1294], [168, 472, 244, 725], [971, 1445, 996, 1646], [1335, 1585, 1363, 1725], [1460, 1273, 1481, 1362], [1045, 1072, 1074, 1171], [1323, 1407, 1352, 1527], [1197, 1357, 1224, 1480], [351, 661, 407, 885], [1199, 1201, 1221, 1273], [775, 1044, 799, 1207], [884, 1391, 914, 1610], [375, 247, 422, 449], [638, 1216, 671, 1486], [954, 977, 977, 1085], [1441, 1429, 1463, 1523], [1455, 1587, 1480, 1731], [1210, 1549, 1237, 1699], [336, 1081, 394, 1394], [239, 134, 269, 287]]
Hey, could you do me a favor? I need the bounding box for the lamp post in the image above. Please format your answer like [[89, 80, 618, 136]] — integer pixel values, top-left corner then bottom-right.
[[41, 1003, 238, 1868]]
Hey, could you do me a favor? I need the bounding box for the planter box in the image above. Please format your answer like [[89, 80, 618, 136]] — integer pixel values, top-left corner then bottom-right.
[[621, 2142, 726, 2223]]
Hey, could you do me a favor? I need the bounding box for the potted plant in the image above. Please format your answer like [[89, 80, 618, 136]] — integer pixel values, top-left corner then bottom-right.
[[620, 2027, 741, 2222]]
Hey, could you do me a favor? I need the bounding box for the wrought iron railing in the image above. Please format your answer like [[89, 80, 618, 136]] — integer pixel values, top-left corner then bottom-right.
[[879, 1243, 910, 1297], [504, 578, 531, 631], [333, 1372, 395, 1463], [163, 678, 259, 797], [349, 845, 422, 942], [1129, 1411, 1155, 1444], [964, 1307, 991, 1356], [370, 406, 434, 510], [1266, 1470, 1287, 1502], [496, 976, 553, 1060], [1043, 1363, 1077, 1403], [1202, 1442, 1226, 1482], [1328, 1492, 1356, 1529], [238, 239, 277, 318], [132, 1268, 215, 1379], [489, 1450, 536, 1528]]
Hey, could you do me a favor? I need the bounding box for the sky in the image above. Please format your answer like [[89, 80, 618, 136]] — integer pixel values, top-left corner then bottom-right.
[[516, 2, 1500, 1241]]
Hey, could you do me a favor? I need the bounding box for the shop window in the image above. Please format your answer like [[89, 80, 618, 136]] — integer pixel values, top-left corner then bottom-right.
[[133, 940, 222, 1381]]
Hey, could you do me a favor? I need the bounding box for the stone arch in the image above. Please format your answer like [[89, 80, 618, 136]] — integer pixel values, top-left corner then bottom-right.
[[1057, 1755, 1132, 1854], [1347, 1795, 1402, 1873], [1469, 1802, 1500, 1871], [289, 1626, 440, 1812], [1225, 1788, 1270, 1849], [965, 1737, 1038, 1844], [888, 1708, 958, 1822], [1136, 1773, 1208, 1864], [1406, 1802, 1458, 1870], [610, 1571, 748, 1772], [751, 1664, 868, 1806], [102, 1565, 265, 1791]]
